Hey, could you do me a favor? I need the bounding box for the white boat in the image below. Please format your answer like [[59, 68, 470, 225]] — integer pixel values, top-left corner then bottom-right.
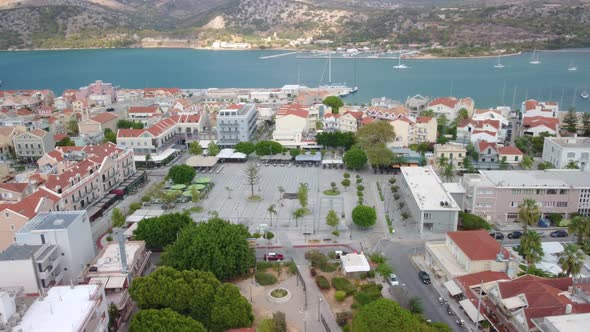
[[318, 50, 357, 96], [529, 49, 541, 64], [568, 61, 577, 71], [494, 55, 505, 68], [393, 56, 409, 69], [581, 91, 589, 100]]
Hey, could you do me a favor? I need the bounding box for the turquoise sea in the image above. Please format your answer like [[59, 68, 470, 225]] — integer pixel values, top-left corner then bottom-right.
[[1, 48, 590, 109]]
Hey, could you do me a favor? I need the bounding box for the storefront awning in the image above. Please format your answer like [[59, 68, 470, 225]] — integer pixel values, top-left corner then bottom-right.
[[444, 279, 463, 296], [459, 299, 485, 323]]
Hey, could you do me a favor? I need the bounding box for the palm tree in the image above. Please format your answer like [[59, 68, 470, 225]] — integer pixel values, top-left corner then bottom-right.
[[557, 243, 585, 277], [442, 163, 455, 182], [267, 204, 277, 227], [520, 155, 534, 169], [438, 154, 448, 170], [145, 153, 151, 170], [568, 216, 590, 244], [518, 198, 541, 233], [293, 207, 306, 227], [520, 231, 544, 267], [278, 186, 285, 206]]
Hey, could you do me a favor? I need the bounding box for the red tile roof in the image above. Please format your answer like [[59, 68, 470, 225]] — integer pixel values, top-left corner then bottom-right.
[[361, 117, 374, 125], [416, 116, 433, 124], [454, 270, 510, 289], [277, 105, 309, 119], [324, 113, 340, 119], [393, 116, 414, 124], [225, 104, 242, 110], [524, 99, 538, 111], [523, 117, 559, 131], [447, 230, 507, 261], [478, 141, 497, 153], [29, 129, 48, 137], [16, 108, 33, 116], [472, 130, 497, 137], [0, 183, 29, 194], [128, 106, 158, 114], [53, 134, 69, 142], [0, 188, 59, 219], [429, 97, 459, 109], [498, 146, 523, 155], [344, 111, 364, 119], [89, 112, 118, 124]]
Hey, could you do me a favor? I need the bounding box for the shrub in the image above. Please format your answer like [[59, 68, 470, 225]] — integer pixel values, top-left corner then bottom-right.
[[332, 277, 356, 295], [316, 276, 330, 289], [401, 212, 410, 220], [357, 185, 365, 191], [257, 262, 274, 270], [393, 193, 400, 200], [352, 205, 377, 227], [287, 262, 297, 274], [350, 303, 359, 310], [310, 267, 317, 277], [344, 172, 351, 179], [307, 250, 338, 272], [357, 190, 364, 197], [460, 212, 491, 230], [129, 202, 142, 212], [354, 283, 383, 306], [398, 202, 405, 209], [358, 198, 364, 205], [356, 174, 360, 178], [327, 251, 337, 259], [390, 185, 399, 193], [356, 178, 363, 184], [335, 291, 347, 302], [367, 270, 375, 278], [389, 177, 396, 184], [141, 195, 151, 202], [273, 312, 287, 332], [106, 236, 113, 242], [336, 312, 351, 327], [332, 230, 340, 237], [368, 253, 386, 264], [251, 232, 262, 238], [255, 272, 278, 286]]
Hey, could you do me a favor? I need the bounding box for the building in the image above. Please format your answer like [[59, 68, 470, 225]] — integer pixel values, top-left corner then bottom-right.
[[522, 99, 559, 119], [425, 230, 517, 280], [499, 146, 524, 165], [0, 126, 20, 156], [462, 170, 590, 224], [0, 182, 33, 203], [84, 239, 151, 326], [457, 118, 502, 144], [127, 106, 162, 123], [340, 252, 370, 277], [533, 313, 590, 332], [273, 105, 310, 146], [15, 211, 96, 284], [216, 104, 257, 147], [14, 284, 108, 332], [405, 94, 430, 117], [12, 129, 54, 162], [433, 143, 466, 169], [76, 80, 117, 106], [371, 97, 402, 109], [399, 166, 460, 234], [415, 116, 437, 143], [78, 112, 118, 136], [472, 108, 509, 126], [522, 116, 559, 136], [365, 105, 409, 121], [542, 136, 590, 172], [477, 141, 499, 163], [427, 97, 475, 120], [390, 117, 415, 147]]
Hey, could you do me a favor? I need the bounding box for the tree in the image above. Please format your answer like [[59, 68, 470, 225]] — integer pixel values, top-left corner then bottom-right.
[[145, 153, 151, 169], [582, 112, 590, 136], [103, 128, 116, 144], [565, 160, 580, 169], [557, 243, 585, 277], [563, 107, 578, 133], [341, 178, 351, 191], [343, 147, 368, 170], [441, 162, 454, 182], [190, 186, 200, 203], [538, 161, 555, 170], [168, 165, 196, 184], [293, 207, 306, 227], [189, 141, 203, 155], [255, 141, 283, 156], [111, 208, 125, 228], [322, 96, 344, 114], [366, 144, 394, 168], [520, 155, 534, 169], [289, 148, 301, 157], [129, 309, 206, 332], [315, 132, 355, 149], [244, 164, 261, 198], [55, 136, 75, 147], [267, 204, 277, 227], [457, 108, 469, 122], [463, 157, 476, 173], [460, 212, 491, 230], [356, 121, 395, 149], [108, 303, 119, 331], [234, 142, 255, 155], [207, 142, 220, 156], [353, 299, 427, 332], [420, 109, 435, 117], [518, 198, 541, 233], [161, 218, 254, 280], [326, 210, 339, 228], [520, 231, 544, 266], [297, 183, 308, 209], [118, 119, 144, 129], [499, 156, 509, 170], [352, 205, 377, 227], [466, 143, 479, 160], [278, 186, 285, 203], [66, 119, 79, 135], [210, 284, 254, 332], [568, 216, 590, 244], [133, 212, 192, 250], [408, 297, 424, 315], [438, 154, 448, 170]]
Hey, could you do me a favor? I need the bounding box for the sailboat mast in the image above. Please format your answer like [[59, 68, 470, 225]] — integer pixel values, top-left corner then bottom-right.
[[328, 50, 332, 84]]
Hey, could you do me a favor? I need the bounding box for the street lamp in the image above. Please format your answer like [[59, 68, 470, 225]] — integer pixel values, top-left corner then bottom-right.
[[317, 297, 322, 321]]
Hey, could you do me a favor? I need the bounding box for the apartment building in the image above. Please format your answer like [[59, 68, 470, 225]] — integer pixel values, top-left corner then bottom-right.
[[127, 106, 162, 123], [415, 116, 437, 143], [427, 97, 475, 120], [542, 136, 590, 171], [457, 118, 502, 144], [0, 126, 20, 156], [433, 143, 467, 169], [78, 112, 118, 136], [76, 80, 117, 106], [521, 99, 559, 119], [399, 166, 460, 234], [463, 170, 590, 224], [12, 129, 54, 162], [390, 116, 437, 147], [216, 103, 257, 147]]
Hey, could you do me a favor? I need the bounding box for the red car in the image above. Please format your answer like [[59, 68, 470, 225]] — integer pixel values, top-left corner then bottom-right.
[[264, 253, 284, 261]]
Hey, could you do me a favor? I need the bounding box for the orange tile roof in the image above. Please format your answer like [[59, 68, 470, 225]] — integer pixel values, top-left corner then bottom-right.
[[128, 106, 159, 114], [416, 116, 433, 124], [89, 112, 118, 124], [447, 230, 507, 261], [523, 116, 559, 131], [498, 146, 523, 155], [478, 141, 497, 153], [344, 111, 364, 119], [29, 129, 48, 137], [429, 97, 459, 109], [454, 270, 510, 289], [0, 183, 29, 194]]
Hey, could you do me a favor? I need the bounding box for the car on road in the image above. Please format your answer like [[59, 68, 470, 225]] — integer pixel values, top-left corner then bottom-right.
[[388, 273, 399, 287], [418, 270, 431, 285], [489, 231, 504, 240], [264, 253, 284, 261], [507, 231, 523, 239], [334, 250, 348, 259], [550, 230, 568, 238]]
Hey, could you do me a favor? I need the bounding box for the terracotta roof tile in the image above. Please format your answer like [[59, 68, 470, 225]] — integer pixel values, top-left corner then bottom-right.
[[498, 146, 523, 155], [89, 112, 118, 124], [128, 106, 158, 114], [447, 230, 507, 261], [0, 183, 29, 194]]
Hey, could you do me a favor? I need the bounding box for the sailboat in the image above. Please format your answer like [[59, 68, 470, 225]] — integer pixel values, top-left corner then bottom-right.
[[319, 50, 357, 96], [529, 49, 541, 64], [393, 55, 409, 69], [494, 55, 505, 68], [568, 61, 578, 71], [581, 90, 589, 100]]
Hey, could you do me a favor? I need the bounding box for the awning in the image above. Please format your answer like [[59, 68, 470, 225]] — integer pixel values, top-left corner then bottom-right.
[[106, 276, 127, 289], [89, 277, 108, 286], [459, 299, 485, 323], [444, 280, 463, 296]]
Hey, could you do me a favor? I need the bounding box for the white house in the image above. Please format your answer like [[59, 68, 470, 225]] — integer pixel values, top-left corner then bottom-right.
[[272, 105, 310, 147], [522, 99, 559, 119], [542, 136, 590, 171], [427, 97, 475, 120], [522, 116, 559, 136], [498, 146, 524, 165]]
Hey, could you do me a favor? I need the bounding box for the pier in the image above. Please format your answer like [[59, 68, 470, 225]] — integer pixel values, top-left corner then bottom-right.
[[259, 52, 299, 59]]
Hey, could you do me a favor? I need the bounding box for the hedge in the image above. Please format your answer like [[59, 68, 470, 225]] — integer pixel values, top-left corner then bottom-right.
[[332, 277, 356, 295], [316, 276, 330, 290], [335, 290, 347, 302], [460, 212, 491, 230]]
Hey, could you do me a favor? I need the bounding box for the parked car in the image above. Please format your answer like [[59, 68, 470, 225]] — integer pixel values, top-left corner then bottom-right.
[[334, 250, 348, 259], [418, 270, 431, 284], [507, 231, 523, 239], [264, 253, 284, 261], [388, 273, 399, 287], [489, 231, 504, 240], [550, 230, 568, 238]]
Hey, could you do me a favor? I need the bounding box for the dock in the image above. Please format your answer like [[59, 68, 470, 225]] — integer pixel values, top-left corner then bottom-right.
[[259, 52, 299, 59]]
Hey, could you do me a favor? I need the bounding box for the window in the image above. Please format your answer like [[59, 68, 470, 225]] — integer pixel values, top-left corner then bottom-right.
[[424, 213, 432, 220], [557, 202, 568, 207], [567, 152, 576, 158], [10, 224, 15, 230], [547, 189, 557, 195], [507, 213, 518, 219]]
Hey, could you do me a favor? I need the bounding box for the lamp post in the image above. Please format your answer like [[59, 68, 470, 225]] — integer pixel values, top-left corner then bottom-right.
[[317, 297, 322, 321]]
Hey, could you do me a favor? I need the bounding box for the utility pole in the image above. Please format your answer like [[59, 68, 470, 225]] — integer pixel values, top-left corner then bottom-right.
[[475, 280, 483, 330]]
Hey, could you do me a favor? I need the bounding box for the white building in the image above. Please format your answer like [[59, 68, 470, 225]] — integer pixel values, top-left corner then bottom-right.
[[542, 136, 590, 172], [522, 99, 559, 119], [427, 97, 475, 120], [216, 103, 258, 147], [15, 211, 96, 285], [272, 105, 310, 147], [14, 284, 108, 332], [399, 166, 460, 234]]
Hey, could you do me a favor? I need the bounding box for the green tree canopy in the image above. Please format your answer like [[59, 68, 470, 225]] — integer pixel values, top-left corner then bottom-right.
[[366, 144, 394, 168], [133, 212, 192, 250], [111, 208, 125, 228], [118, 119, 144, 129], [326, 210, 339, 228], [420, 109, 435, 117], [162, 218, 254, 280], [234, 142, 256, 155], [103, 128, 117, 144], [353, 299, 428, 332], [315, 132, 355, 149], [356, 121, 395, 149], [297, 182, 309, 209], [582, 112, 590, 136], [343, 147, 368, 170], [129, 309, 206, 332], [457, 108, 469, 122], [289, 148, 301, 157], [55, 136, 75, 147], [568, 216, 590, 244], [499, 156, 509, 170], [520, 155, 534, 169], [558, 243, 585, 276], [167, 164, 196, 184], [518, 198, 541, 232], [322, 96, 344, 114], [210, 284, 254, 332], [207, 142, 221, 156], [520, 231, 544, 266], [255, 141, 283, 156], [352, 205, 377, 227], [565, 160, 580, 169], [538, 161, 555, 170], [563, 107, 578, 133], [189, 141, 203, 155]]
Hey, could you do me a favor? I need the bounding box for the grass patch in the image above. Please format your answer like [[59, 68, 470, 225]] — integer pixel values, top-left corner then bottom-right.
[[271, 288, 288, 298], [255, 272, 278, 286], [323, 189, 341, 196], [187, 206, 204, 213], [332, 277, 356, 295], [385, 215, 392, 226], [354, 283, 383, 306], [316, 275, 330, 289], [247, 195, 263, 202], [376, 182, 384, 201]]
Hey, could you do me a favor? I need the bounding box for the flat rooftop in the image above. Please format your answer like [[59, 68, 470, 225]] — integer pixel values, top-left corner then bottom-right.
[[547, 136, 590, 148], [15, 284, 101, 332], [401, 167, 460, 211], [479, 170, 590, 188], [533, 312, 590, 332], [0, 244, 42, 261], [88, 241, 144, 276], [19, 211, 85, 233]]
